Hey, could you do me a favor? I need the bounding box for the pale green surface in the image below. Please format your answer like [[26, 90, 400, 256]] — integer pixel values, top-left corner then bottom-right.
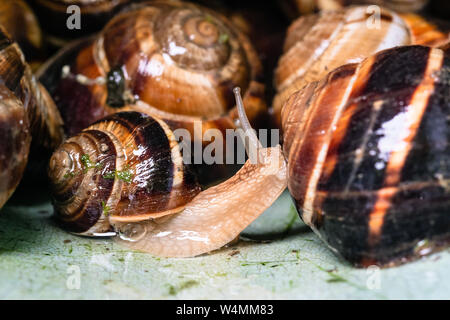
[[0, 190, 448, 300]]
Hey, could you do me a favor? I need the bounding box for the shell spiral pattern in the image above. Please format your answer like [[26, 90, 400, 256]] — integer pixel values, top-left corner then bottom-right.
[[49, 111, 201, 236], [46, 1, 266, 136], [282, 45, 450, 267]]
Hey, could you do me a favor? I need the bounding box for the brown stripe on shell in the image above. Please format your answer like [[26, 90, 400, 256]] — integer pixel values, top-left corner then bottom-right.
[[286, 62, 361, 226]]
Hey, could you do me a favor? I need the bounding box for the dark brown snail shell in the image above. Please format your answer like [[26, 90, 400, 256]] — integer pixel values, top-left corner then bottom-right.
[[29, 0, 131, 47], [282, 45, 450, 267], [48, 91, 287, 257], [0, 0, 44, 68], [0, 26, 64, 181], [49, 111, 201, 235], [0, 84, 31, 209], [39, 1, 268, 184]]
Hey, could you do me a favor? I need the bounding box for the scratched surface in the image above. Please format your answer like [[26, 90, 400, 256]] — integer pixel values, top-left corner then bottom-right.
[[0, 187, 449, 300]]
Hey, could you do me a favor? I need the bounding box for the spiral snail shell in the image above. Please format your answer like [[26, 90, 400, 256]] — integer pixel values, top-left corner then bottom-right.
[[273, 6, 449, 128], [39, 1, 267, 184], [49, 111, 202, 235], [48, 89, 287, 257], [29, 0, 131, 47], [282, 45, 450, 267]]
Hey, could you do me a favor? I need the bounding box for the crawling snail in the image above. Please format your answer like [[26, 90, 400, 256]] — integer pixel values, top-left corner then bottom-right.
[[29, 0, 131, 47], [48, 88, 287, 257], [38, 1, 268, 184], [281, 0, 429, 16], [0, 0, 44, 68], [0, 26, 63, 209], [272, 5, 449, 128], [281, 45, 450, 267]]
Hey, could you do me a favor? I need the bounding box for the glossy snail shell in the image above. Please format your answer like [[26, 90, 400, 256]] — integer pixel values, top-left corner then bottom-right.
[[0, 26, 64, 180], [48, 89, 287, 258], [273, 6, 412, 128], [29, 0, 131, 47], [282, 45, 450, 267], [39, 1, 267, 184], [49, 111, 202, 235], [0, 0, 44, 68], [0, 84, 31, 209]]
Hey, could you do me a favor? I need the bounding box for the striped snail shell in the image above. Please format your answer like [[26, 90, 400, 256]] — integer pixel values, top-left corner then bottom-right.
[[0, 0, 44, 68], [48, 89, 287, 257], [273, 6, 449, 128], [0, 26, 63, 184], [29, 0, 131, 47], [282, 45, 450, 267], [49, 111, 202, 235], [39, 1, 267, 184]]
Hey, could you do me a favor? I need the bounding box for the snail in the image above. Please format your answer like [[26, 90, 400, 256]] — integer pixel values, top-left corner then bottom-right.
[[38, 1, 268, 184], [0, 0, 44, 68], [272, 5, 449, 128], [48, 88, 287, 257], [0, 26, 63, 209], [29, 0, 131, 47], [0, 26, 64, 183], [280, 0, 430, 16], [281, 45, 450, 267]]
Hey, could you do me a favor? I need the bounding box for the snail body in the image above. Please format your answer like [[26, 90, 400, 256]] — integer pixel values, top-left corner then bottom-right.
[[39, 1, 267, 184], [48, 90, 287, 257], [282, 45, 450, 267]]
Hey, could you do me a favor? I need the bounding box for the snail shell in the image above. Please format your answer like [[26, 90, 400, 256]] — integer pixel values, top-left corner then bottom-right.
[[39, 1, 267, 184], [29, 0, 131, 47], [0, 0, 44, 68], [0, 26, 64, 180], [282, 45, 450, 267], [48, 89, 287, 258], [49, 111, 202, 235], [273, 6, 412, 128], [0, 84, 31, 209]]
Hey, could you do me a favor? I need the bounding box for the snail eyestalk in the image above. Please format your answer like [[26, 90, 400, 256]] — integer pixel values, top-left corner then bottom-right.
[[233, 87, 263, 164]]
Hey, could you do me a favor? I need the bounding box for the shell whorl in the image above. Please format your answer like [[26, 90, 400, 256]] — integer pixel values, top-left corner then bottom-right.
[[97, 1, 255, 118], [49, 111, 201, 235], [47, 1, 266, 139]]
